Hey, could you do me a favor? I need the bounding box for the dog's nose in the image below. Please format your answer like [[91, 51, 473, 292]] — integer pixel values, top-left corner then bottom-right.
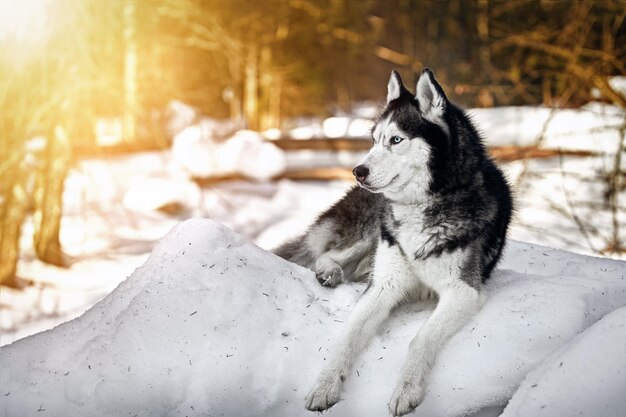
[[352, 165, 369, 183]]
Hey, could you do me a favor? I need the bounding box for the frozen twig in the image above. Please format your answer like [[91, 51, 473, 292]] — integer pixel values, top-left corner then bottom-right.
[[515, 107, 558, 189], [557, 153, 602, 255], [608, 118, 625, 253]]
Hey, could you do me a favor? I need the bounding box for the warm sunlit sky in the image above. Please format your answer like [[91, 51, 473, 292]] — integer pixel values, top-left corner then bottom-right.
[[0, 0, 49, 44]]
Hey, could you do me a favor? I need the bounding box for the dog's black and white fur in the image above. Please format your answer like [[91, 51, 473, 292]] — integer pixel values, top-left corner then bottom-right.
[[275, 69, 512, 416]]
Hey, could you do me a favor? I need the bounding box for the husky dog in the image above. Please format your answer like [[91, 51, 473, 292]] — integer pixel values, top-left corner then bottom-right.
[[274, 68, 512, 416]]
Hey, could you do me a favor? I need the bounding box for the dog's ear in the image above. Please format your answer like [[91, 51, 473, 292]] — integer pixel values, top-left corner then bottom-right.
[[387, 70, 405, 103], [415, 68, 448, 123]]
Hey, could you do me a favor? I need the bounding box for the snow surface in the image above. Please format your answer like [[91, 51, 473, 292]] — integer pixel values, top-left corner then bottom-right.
[[501, 306, 626, 417], [172, 129, 286, 180], [506, 154, 626, 255], [2, 101, 625, 411], [2, 219, 626, 417], [468, 103, 624, 152]]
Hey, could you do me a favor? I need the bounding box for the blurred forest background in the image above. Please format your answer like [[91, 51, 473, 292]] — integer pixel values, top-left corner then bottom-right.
[[1, 0, 625, 292]]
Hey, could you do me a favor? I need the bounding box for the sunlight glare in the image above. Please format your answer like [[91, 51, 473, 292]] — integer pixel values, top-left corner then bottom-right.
[[0, 0, 50, 44]]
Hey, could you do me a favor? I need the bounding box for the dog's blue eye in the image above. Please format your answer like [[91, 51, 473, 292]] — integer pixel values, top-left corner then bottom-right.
[[390, 136, 404, 145]]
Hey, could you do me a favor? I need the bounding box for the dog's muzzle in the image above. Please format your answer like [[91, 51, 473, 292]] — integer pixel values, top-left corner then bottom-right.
[[352, 165, 369, 184]]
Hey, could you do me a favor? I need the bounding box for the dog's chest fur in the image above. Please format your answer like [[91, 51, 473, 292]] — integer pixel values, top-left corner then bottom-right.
[[383, 199, 467, 261], [383, 204, 434, 260], [386, 203, 429, 254], [378, 201, 472, 290]]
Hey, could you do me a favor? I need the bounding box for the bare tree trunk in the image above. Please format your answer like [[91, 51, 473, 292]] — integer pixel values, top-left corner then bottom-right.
[[259, 45, 281, 130], [226, 54, 243, 121], [268, 76, 281, 130], [0, 159, 29, 285], [32, 126, 71, 267], [244, 44, 259, 130], [477, 0, 490, 68], [123, 0, 138, 143]]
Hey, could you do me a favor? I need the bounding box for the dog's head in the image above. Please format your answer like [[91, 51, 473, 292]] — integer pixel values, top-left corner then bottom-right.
[[353, 69, 456, 203]]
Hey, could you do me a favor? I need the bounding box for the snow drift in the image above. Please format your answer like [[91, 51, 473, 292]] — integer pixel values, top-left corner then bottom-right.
[[1, 219, 625, 417], [172, 128, 286, 181]]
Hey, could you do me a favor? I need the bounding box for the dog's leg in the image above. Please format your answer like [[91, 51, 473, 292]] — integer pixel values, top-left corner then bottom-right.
[[389, 278, 482, 416], [305, 242, 411, 412]]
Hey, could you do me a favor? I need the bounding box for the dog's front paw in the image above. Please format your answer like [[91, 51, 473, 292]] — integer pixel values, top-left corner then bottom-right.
[[389, 379, 424, 416], [305, 373, 343, 412], [315, 265, 343, 288]]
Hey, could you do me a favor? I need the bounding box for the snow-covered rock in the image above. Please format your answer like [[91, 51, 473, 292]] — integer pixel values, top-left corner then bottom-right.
[[172, 128, 287, 181], [323, 117, 350, 138], [347, 118, 375, 138], [227, 131, 287, 180], [2, 219, 626, 417], [166, 101, 197, 136], [321, 116, 374, 139]]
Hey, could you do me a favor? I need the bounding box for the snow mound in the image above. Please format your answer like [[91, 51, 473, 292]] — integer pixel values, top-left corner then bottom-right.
[[323, 117, 351, 138], [320, 117, 374, 138], [501, 306, 626, 417], [166, 101, 197, 136], [172, 128, 286, 180], [1, 220, 625, 417]]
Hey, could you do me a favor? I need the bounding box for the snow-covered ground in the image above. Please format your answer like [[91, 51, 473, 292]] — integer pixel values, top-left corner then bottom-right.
[[0, 106, 626, 406], [469, 102, 625, 152], [1, 219, 625, 417], [507, 154, 626, 255]]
